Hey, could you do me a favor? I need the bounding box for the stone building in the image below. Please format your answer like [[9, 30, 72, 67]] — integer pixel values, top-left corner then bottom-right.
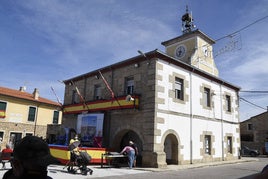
[[60, 9, 240, 167], [240, 111, 268, 154], [0, 86, 62, 149]]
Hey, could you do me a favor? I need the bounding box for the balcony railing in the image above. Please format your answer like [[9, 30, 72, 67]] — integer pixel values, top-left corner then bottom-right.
[[63, 95, 139, 114]]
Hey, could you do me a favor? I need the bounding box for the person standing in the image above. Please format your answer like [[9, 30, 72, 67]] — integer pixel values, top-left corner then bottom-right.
[[67, 135, 80, 173], [1, 144, 13, 169], [2, 135, 58, 179], [129, 141, 138, 167], [120, 145, 135, 169]]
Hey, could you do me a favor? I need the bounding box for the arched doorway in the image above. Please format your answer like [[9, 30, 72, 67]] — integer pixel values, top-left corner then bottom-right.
[[117, 130, 143, 166], [164, 133, 178, 164]]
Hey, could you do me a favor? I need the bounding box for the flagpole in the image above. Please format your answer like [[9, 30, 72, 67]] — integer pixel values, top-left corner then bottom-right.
[[71, 81, 90, 111], [98, 70, 121, 108], [51, 86, 63, 106]]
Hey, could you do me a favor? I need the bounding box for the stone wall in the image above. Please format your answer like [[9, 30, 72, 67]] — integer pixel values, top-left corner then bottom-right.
[[240, 112, 268, 154], [0, 122, 47, 149]]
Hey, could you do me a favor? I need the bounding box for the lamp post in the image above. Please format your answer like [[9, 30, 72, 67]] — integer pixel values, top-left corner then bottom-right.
[[138, 50, 146, 58], [137, 50, 150, 65]]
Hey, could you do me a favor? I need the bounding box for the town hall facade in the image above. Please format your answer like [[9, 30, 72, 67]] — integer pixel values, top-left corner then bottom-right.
[[60, 9, 240, 167]]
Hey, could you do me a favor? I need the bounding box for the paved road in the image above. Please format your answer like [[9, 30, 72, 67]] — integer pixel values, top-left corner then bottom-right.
[[99, 157, 268, 179], [0, 157, 267, 179], [0, 163, 149, 179]]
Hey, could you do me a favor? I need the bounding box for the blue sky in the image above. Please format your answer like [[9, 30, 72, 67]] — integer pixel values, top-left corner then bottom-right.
[[0, 0, 268, 121]]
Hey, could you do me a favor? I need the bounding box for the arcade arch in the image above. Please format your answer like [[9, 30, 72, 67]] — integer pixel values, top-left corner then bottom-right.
[[112, 129, 143, 166], [162, 130, 180, 165]]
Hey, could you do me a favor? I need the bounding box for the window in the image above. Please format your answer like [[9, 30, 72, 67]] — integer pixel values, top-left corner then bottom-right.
[[10, 132, 22, 148], [72, 90, 79, 104], [204, 87, 211, 107], [175, 77, 184, 100], [204, 135, 211, 155], [0, 101, 7, 118], [227, 136, 232, 153], [94, 85, 101, 100], [0, 131, 4, 142], [126, 77, 134, 95], [53, 111, 59, 124], [226, 95, 231, 112], [241, 134, 254, 142], [28, 106, 36, 122], [247, 123, 253, 130]]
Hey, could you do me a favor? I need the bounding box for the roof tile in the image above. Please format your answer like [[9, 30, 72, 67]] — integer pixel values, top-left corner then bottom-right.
[[0, 86, 61, 107]]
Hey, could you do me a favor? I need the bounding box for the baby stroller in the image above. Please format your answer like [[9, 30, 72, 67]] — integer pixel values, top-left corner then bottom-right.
[[66, 141, 93, 175], [67, 151, 93, 175]]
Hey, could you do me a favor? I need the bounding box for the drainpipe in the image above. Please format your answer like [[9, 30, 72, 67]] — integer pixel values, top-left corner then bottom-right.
[[189, 42, 198, 165], [190, 69, 194, 164], [220, 84, 224, 161], [33, 104, 39, 136]]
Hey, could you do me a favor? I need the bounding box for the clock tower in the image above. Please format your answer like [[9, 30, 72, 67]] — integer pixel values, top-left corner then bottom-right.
[[161, 6, 219, 77]]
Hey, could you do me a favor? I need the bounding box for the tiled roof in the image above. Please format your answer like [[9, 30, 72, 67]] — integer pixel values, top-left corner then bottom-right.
[[0, 86, 61, 107]]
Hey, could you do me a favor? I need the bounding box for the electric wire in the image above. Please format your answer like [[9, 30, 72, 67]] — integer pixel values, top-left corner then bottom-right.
[[193, 15, 268, 58], [239, 90, 268, 110], [215, 15, 268, 42], [239, 97, 267, 111], [240, 90, 268, 93], [213, 15, 268, 111]]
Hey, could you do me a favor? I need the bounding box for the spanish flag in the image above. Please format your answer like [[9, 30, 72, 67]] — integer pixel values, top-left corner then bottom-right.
[[0, 110, 5, 118]]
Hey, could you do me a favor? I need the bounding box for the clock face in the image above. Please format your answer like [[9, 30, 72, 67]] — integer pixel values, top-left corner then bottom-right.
[[175, 45, 186, 59]]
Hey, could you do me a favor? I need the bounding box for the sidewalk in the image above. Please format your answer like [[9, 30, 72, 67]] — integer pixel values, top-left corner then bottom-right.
[[139, 157, 259, 172], [0, 157, 258, 178]]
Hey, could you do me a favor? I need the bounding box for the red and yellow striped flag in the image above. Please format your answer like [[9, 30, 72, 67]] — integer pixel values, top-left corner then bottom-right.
[[0, 110, 6, 118]]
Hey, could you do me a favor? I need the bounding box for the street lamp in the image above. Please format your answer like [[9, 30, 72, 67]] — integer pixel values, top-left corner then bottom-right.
[[137, 50, 150, 65], [138, 50, 146, 58]]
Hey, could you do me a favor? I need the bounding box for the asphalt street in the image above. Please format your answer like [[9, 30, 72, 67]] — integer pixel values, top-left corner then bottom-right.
[[0, 157, 261, 179]]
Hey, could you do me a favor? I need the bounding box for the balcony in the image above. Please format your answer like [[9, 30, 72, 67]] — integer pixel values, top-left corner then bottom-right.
[[63, 95, 139, 114]]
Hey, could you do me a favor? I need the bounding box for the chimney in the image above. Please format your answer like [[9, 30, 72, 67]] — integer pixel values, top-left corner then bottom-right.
[[19, 86, 26, 92], [33, 88, 39, 100]]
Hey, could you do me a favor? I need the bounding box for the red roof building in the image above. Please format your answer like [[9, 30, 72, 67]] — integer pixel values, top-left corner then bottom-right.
[[0, 86, 62, 149]]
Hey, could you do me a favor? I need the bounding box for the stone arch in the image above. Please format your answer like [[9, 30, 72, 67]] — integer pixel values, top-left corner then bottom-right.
[[161, 129, 180, 165], [112, 128, 143, 166], [111, 126, 143, 149]]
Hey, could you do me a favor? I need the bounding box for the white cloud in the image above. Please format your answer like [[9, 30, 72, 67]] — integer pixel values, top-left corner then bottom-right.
[[11, 0, 174, 69], [234, 57, 268, 77], [1, 0, 268, 121]]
